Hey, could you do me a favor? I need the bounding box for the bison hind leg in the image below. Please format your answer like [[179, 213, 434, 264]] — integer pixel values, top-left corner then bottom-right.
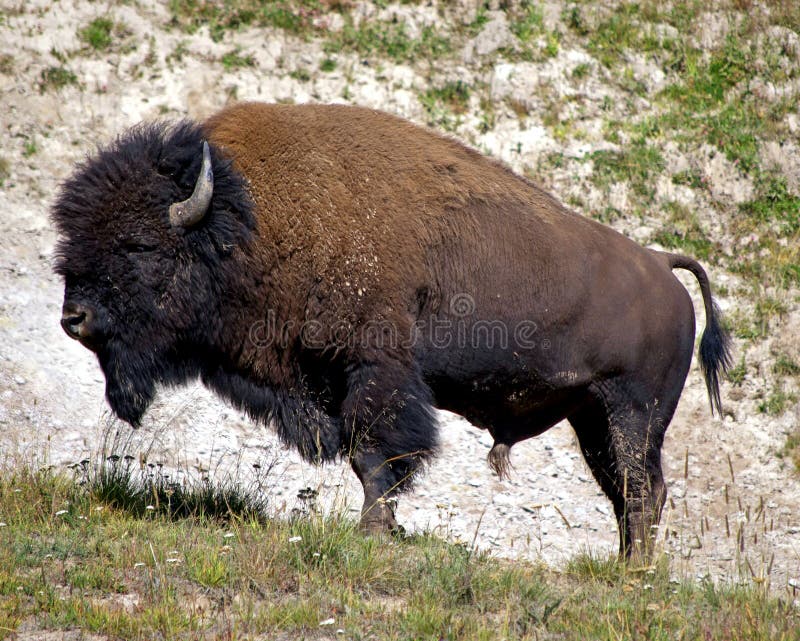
[[488, 442, 513, 480], [569, 382, 672, 562]]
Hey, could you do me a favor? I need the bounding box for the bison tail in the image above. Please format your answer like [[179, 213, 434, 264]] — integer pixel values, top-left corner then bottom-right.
[[665, 253, 733, 416]]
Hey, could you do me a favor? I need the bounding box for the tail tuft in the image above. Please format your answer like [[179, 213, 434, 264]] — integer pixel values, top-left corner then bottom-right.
[[699, 301, 733, 416]]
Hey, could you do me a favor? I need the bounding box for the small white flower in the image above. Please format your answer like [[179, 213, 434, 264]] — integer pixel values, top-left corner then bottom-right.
[[145, 505, 155, 511], [134, 562, 146, 568], [94, 506, 104, 512], [55, 510, 68, 516], [0, 522, 7, 527], [223, 532, 235, 539], [166, 558, 180, 564], [288, 536, 302, 543], [319, 617, 335, 626]]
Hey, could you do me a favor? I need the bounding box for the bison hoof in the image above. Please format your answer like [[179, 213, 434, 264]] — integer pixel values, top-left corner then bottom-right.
[[359, 499, 403, 537], [359, 517, 406, 538]]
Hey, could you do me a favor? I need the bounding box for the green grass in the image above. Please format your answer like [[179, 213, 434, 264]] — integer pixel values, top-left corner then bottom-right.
[[220, 48, 255, 70], [169, 0, 326, 41], [781, 427, 800, 472], [652, 203, 717, 261], [325, 18, 450, 63], [773, 353, 800, 377], [289, 67, 311, 81], [38, 66, 77, 92], [79, 17, 115, 51], [420, 80, 471, 132], [0, 156, 9, 186], [757, 384, 796, 416], [0, 53, 13, 75], [0, 467, 796, 640], [509, 1, 544, 43], [22, 137, 37, 158], [589, 138, 665, 204]]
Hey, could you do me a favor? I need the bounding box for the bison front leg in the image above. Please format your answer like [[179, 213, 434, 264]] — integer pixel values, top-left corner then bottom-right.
[[342, 362, 438, 535], [350, 448, 401, 534]]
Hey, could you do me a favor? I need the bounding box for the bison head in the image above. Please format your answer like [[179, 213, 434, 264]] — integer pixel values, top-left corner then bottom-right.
[[52, 122, 254, 426]]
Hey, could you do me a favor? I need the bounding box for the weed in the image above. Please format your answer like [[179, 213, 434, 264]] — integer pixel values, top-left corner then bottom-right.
[[740, 176, 800, 236], [672, 168, 706, 189], [319, 57, 336, 72], [221, 49, 255, 70], [22, 137, 37, 158], [571, 62, 590, 79], [420, 81, 470, 131], [510, 1, 544, 43], [727, 357, 747, 386], [652, 202, 716, 261], [289, 68, 311, 81], [424, 81, 470, 114], [465, 5, 489, 36], [0, 156, 9, 186], [169, 0, 324, 41], [586, 4, 642, 68], [478, 95, 496, 133], [506, 97, 530, 120], [38, 66, 77, 93], [326, 19, 450, 64], [781, 427, 800, 471], [589, 139, 665, 202], [758, 384, 795, 416], [0, 53, 13, 75], [773, 353, 800, 377], [729, 292, 787, 340], [543, 31, 560, 58], [79, 17, 114, 51]]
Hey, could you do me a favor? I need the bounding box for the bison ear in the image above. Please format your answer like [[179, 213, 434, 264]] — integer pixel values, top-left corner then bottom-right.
[[169, 140, 214, 228]]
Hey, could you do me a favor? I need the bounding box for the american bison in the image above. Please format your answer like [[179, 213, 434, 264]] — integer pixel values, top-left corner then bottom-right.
[[53, 102, 731, 558]]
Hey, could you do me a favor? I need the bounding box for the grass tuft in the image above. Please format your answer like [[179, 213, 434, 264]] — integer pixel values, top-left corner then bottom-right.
[[38, 66, 77, 92], [79, 17, 115, 51]]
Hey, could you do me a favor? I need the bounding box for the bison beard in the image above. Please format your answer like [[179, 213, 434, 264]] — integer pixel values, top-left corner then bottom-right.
[[99, 343, 160, 427], [52, 102, 732, 561]]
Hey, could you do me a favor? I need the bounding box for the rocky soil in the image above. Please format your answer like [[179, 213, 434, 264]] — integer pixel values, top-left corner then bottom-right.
[[0, 0, 798, 599]]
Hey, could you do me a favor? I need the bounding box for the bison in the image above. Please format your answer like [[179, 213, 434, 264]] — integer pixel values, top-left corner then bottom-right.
[[53, 102, 731, 559]]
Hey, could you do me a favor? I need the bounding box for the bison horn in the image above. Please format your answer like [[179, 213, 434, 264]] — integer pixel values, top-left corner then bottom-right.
[[169, 140, 214, 227]]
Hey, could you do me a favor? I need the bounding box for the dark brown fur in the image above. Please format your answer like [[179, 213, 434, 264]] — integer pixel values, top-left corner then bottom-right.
[[53, 102, 731, 559]]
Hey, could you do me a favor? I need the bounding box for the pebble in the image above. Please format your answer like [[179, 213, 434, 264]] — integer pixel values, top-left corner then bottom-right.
[[14, 376, 26, 385]]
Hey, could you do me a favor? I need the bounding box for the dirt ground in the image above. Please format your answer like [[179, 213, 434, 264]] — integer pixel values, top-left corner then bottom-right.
[[0, 0, 798, 599]]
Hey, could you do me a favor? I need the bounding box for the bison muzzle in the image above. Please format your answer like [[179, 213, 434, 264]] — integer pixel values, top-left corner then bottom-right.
[[52, 102, 732, 559]]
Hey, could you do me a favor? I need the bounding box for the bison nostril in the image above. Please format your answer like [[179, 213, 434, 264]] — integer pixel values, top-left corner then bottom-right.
[[60, 305, 94, 341]]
